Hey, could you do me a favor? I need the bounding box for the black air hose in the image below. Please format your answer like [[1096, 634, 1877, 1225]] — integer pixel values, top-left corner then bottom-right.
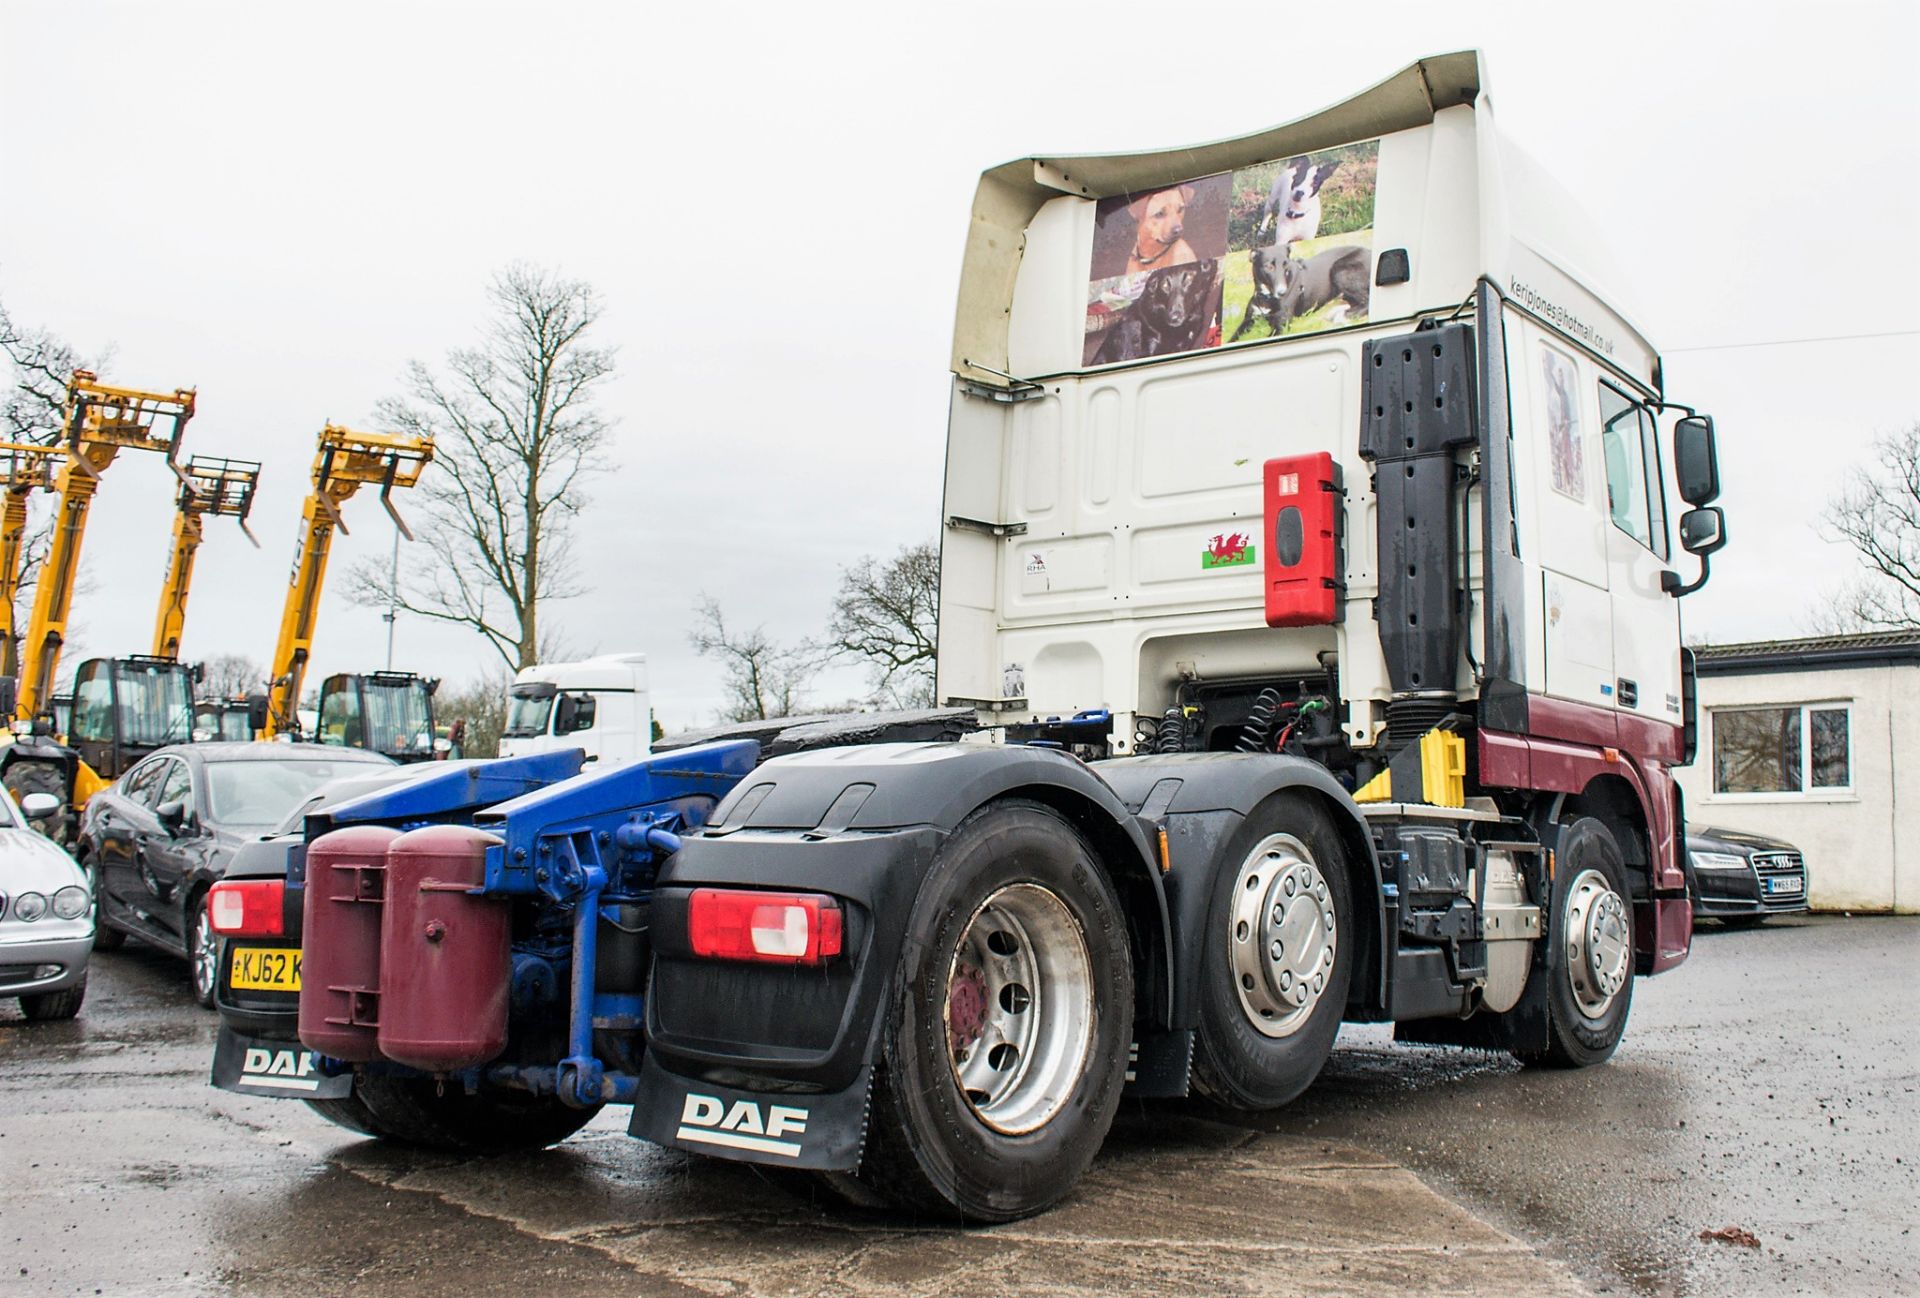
[[1236, 688, 1284, 753]]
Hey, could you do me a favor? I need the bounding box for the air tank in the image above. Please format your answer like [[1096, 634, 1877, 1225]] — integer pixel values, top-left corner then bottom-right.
[[375, 824, 510, 1072], [298, 824, 401, 1062]]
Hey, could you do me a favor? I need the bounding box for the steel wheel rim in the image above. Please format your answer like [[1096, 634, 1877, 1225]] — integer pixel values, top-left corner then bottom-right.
[[192, 906, 218, 1000], [1565, 867, 1631, 1017], [1229, 833, 1337, 1039], [943, 882, 1094, 1135]]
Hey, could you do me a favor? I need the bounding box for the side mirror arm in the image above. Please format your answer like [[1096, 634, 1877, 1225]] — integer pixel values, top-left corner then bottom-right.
[[1662, 557, 1712, 598]]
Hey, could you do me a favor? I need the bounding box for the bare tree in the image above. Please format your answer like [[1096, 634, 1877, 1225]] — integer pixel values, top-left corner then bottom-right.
[[828, 540, 939, 707], [200, 653, 267, 697], [0, 294, 89, 446], [352, 264, 616, 670], [0, 295, 99, 659], [1821, 422, 1920, 631], [688, 595, 817, 722], [435, 669, 513, 758]]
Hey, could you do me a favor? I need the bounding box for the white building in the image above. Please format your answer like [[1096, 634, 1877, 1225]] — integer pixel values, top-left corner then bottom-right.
[[1676, 631, 1920, 913]]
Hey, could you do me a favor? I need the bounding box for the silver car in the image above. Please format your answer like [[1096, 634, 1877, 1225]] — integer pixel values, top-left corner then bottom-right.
[[1, 789, 92, 1019]]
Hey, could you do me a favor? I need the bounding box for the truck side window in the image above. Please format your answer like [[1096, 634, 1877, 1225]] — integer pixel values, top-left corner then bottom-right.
[[1598, 383, 1667, 558]]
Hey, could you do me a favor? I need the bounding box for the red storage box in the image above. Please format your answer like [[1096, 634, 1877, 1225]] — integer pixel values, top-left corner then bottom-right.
[[1263, 452, 1343, 626]]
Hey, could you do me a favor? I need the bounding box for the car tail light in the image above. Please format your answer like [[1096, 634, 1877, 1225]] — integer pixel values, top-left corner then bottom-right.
[[208, 879, 286, 937], [687, 888, 844, 965]]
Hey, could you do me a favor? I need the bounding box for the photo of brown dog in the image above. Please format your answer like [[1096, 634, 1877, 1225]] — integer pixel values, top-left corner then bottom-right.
[[1086, 172, 1229, 363]]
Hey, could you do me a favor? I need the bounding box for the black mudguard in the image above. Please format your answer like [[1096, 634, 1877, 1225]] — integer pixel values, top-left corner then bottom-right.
[[1097, 752, 1389, 1024], [631, 741, 1173, 1163]]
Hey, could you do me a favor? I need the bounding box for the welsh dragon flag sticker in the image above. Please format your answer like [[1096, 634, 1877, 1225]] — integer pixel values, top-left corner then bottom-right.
[[1202, 532, 1255, 569]]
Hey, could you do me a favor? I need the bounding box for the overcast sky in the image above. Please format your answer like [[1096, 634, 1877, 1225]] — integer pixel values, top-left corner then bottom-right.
[[2, 1, 1915, 730]]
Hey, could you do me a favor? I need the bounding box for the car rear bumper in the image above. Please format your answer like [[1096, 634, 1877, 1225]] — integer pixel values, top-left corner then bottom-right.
[[0, 932, 92, 996]]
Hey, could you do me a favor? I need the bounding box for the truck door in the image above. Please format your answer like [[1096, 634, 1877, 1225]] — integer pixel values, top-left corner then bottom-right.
[[1598, 384, 1681, 728], [1526, 334, 1615, 709]]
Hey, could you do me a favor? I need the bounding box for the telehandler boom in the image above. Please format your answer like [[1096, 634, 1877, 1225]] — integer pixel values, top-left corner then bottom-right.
[[0, 440, 64, 679], [261, 425, 431, 741], [152, 455, 261, 660], [16, 370, 195, 723]]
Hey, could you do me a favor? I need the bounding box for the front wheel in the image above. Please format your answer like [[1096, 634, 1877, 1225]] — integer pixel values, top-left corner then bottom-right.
[[21, 973, 86, 1021], [845, 799, 1133, 1222], [1516, 816, 1635, 1069], [1191, 792, 1354, 1111]]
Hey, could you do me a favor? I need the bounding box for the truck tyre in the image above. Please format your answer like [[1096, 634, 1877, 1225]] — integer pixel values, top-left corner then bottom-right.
[[302, 1093, 386, 1137], [350, 1076, 601, 1154], [20, 972, 86, 1021], [1191, 792, 1353, 1111], [846, 799, 1133, 1223], [1516, 816, 1634, 1069]]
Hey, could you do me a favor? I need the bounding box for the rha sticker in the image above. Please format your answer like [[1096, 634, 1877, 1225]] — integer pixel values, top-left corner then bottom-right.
[[1202, 532, 1256, 570]]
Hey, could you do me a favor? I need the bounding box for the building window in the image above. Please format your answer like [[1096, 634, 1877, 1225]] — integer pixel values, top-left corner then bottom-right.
[[1712, 704, 1851, 795]]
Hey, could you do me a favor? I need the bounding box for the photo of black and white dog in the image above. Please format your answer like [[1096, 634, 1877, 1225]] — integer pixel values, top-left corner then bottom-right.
[[1256, 154, 1340, 249]]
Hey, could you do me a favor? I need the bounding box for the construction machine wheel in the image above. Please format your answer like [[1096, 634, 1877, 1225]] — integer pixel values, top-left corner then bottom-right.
[[1514, 816, 1635, 1069], [349, 1076, 601, 1154], [1191, 792, 1353, 1111], [841, 799, 1133, 1223], [3, 757, 70, 847]]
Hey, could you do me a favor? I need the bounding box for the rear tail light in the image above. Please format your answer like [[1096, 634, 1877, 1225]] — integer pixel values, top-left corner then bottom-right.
[[208, 879, 286, 937], [687, 889, 844, 965]]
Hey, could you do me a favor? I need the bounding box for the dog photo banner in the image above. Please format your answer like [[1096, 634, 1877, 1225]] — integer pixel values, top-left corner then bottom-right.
[[1083, 139, 1380, 367]]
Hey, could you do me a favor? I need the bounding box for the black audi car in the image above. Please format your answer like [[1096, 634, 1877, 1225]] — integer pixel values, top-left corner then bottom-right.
[[1685, 825, 1811, 926], [79, 743, 394, 1005]]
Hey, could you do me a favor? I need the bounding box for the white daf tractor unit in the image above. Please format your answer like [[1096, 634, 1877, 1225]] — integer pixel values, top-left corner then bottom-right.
[[631, 50, 1725, 1219], [497, 653, 651, 764]]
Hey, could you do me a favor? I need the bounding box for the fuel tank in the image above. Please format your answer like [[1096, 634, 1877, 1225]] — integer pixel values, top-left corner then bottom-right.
[[298, 824, 401, 1062], [375, 824, 510, 1072]]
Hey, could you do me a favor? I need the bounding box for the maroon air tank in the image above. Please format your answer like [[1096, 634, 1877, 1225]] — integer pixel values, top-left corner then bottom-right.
[[298, 824, 401, 1063], [374, 823, 510, 1072]]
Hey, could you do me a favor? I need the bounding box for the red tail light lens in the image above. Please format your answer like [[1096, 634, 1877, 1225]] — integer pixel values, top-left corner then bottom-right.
[[208, 879, 286, 937], [687, 889, 844, 965]]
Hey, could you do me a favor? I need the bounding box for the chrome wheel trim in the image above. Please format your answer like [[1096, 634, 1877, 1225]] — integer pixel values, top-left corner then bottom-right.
[[943, 882, 1094, 1136], [1229, 833, 1337, 1040], [191, 905, 218, 1001], [1565, 867, 1631, 1017]]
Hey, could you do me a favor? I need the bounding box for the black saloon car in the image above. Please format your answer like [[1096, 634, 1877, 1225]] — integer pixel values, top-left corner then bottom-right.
[[79, 743, 393, 1004], [1685, 825, 1811, 926]]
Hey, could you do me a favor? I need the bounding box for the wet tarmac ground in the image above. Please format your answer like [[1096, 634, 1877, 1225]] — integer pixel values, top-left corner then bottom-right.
[[3, 914, 1913, 1297]]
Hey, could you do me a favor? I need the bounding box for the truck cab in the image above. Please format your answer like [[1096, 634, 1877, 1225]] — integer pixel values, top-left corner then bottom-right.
[[497, 653, 651, 765]]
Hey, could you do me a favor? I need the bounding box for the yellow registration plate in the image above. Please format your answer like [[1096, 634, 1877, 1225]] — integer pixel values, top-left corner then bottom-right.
[[229, 945, 302, 992]]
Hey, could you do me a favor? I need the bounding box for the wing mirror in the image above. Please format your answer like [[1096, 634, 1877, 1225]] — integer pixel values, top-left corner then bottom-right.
[[20, 792, 60, 821], [1662, 506, 1727, 597], [1674, 415, 1720, 506], [156, 799, 191, 836], [245, 691, 269, 733]]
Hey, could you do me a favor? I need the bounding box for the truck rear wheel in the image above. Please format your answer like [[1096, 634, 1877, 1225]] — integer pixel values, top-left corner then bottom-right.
[[349, 1076, 601, 1154], [1516, 816, 1634, 1069], [846, 799, 1132, 1222], [1192, 793, 1353, 1111]]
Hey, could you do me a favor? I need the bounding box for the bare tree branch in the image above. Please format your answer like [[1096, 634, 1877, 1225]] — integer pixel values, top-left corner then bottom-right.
[[350, 264, 615, 670], [826, 540, 939, 707], [1820, 422, 1920, 630], [688, 595, 820, 722]]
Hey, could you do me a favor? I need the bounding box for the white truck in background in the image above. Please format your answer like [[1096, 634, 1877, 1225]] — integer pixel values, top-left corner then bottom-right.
[[497, 654, 651, 764]]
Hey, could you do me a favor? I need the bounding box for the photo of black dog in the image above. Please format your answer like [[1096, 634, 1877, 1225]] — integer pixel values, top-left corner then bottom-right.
[[1093, 259, 1220, 363], [1228, 244, 1370, 342]]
